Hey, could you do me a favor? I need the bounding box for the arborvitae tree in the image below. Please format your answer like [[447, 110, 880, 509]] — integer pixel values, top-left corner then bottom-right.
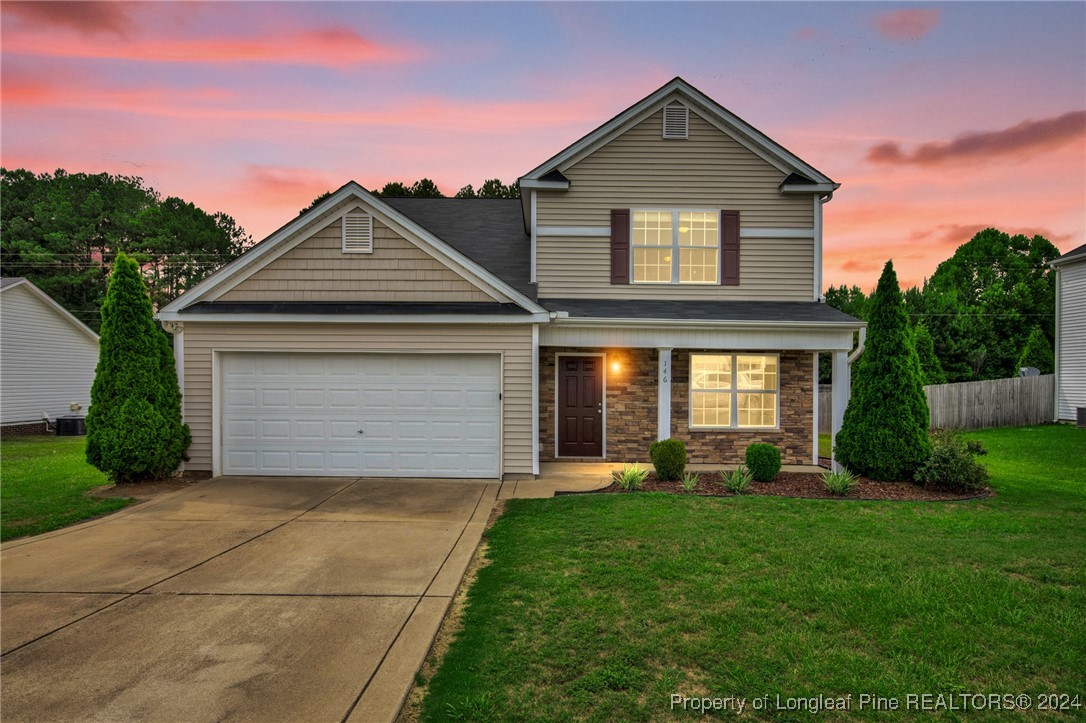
[[86, 253, 189, 483], [1017, 325, 1054, 374], [835, 261, 931, 481], [913, 323, 947, 385]]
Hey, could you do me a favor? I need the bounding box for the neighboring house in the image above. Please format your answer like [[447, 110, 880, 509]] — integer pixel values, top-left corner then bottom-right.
[[160, 77, 864, 479], [1051, 243, 1086, 424], [0, 277, 100, 435]]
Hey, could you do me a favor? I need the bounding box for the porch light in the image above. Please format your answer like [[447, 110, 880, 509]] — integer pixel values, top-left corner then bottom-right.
[[611, 361, 621, 374]]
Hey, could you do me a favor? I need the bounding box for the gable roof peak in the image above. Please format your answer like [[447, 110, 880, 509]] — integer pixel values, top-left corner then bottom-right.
[[521, 76, 834, 188]]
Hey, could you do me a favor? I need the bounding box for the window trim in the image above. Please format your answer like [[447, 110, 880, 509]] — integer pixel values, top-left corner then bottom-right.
[[688, 352, 780, 431], [630, 208, 720, 285]]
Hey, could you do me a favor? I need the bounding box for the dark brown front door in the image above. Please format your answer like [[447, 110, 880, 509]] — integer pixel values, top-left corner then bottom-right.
[[557, 356, 604, 457]]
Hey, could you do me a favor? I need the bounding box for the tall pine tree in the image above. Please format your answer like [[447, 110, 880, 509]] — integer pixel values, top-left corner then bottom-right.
[[836, 261, 931, 481], [86, 253, 189, 483]]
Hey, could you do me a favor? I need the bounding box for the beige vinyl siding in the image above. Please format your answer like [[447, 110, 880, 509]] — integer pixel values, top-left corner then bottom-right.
[[535, 106, 816, 300], [0, 284, 99, 424], [538, 235, 813, 301], [181, 323, 533, 476], [1057, 260, 1086, 421], [218, 212, 494, 303], [537, 108, 814, 227]]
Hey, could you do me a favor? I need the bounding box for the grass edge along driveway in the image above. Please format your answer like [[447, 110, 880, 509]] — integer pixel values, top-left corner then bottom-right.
[[1, 436, 133, 541], [417, 425, 1086, 721]]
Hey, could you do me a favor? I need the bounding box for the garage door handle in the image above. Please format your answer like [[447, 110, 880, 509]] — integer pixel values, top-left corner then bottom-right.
[[357, 429, 364, 434]]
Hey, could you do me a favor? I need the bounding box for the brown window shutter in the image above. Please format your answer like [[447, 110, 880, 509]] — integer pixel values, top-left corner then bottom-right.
[[721, 210, 740, 285], [610, 209, 630, 285]]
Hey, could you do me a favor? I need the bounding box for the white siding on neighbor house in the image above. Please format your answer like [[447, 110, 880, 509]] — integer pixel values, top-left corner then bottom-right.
[[180, 323, 534, 476], [534, 106, 816, 300], [1057, 260, 1086, 422], [217, 211, 495, 303], [1, 284, 99, 424]]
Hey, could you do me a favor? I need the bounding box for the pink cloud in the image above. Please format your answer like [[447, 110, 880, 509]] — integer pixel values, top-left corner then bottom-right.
[[3, 25, 420, 67], [867, 111, 1086, 166], [794, 27, 818, 41], [2, 1, 135, 37], [873, 9, 940, 42]]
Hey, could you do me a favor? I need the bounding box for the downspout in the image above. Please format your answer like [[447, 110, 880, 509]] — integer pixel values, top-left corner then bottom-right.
[[816, 190, 836, 302]]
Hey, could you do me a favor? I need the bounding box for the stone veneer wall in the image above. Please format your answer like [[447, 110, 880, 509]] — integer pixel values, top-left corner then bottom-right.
[[539, 347, 814, 465]]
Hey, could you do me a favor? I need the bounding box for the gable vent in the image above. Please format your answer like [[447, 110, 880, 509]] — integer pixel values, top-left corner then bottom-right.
[[662, 104, 689, 139], [342, 212, 373, 253]]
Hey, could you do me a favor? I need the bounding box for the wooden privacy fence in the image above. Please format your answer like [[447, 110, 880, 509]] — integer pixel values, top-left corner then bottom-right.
[[819, 375, 1055, 433]]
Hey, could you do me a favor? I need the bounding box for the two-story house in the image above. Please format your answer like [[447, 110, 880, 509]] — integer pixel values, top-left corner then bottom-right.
[[159, 78, 864, 480]]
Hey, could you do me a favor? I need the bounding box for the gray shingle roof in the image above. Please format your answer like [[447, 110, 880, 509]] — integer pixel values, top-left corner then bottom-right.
[[382, 198, 534, 299], [540, 298, 862, 324], [1054, 242, 1086, 264], [1, 277, 26, 289]]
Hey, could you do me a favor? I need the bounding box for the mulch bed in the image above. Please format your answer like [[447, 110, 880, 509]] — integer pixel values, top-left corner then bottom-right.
[[581, 471, 990, 502]]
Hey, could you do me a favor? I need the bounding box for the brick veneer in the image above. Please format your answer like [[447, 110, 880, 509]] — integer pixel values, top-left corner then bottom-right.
[[0, 421, 49, 437], [539, 347, 814, 465]]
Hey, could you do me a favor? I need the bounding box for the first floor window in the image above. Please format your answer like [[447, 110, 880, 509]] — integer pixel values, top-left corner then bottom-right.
[[690, 353, 778, 429]]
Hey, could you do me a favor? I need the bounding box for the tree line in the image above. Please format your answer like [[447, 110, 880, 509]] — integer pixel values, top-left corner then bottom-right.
[[822, 228, 1060, 384], [1, 168, 249, 330], [299, 177, 520, 215]]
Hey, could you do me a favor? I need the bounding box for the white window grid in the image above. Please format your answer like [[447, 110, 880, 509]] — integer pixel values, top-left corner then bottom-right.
[[631, 209, 719, 285], [689, 353, 779, 430]]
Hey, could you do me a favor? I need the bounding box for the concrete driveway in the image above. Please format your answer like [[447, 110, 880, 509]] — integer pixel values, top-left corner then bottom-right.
[[0, 476, 497, 722]]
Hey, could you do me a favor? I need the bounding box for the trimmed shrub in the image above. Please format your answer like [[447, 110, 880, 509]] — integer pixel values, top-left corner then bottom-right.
[[649, 438, 686, 481], [86, 253, 189, 483], [914, 431, 989, 492], [722, 465, 753, 494], [835, 261, 931, 481], [745, 443, 781, 482], [613, 463, 649, 491], [822, 468, 858, 497]]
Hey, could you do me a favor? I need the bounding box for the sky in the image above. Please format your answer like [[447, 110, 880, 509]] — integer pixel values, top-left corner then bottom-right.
[[2, 1, 1084, 290]]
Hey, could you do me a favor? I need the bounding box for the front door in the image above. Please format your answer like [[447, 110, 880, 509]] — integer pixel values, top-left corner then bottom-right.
[[557, 355, 604, 457]]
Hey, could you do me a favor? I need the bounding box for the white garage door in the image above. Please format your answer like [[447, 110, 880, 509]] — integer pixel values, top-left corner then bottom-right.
[[221, 353, 501, 478]]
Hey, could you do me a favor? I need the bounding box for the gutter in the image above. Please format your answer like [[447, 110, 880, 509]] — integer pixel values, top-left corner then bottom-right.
[[551, 316, 865, 331]]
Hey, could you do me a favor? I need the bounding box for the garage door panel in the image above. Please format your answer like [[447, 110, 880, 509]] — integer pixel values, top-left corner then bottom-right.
[[222, 353, 500, 477]]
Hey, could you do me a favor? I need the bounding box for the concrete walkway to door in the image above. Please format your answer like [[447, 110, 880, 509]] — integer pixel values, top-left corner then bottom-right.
[[0, 476, 497, 723]]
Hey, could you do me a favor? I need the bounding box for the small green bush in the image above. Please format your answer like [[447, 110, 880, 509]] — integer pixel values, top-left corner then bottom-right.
[[722, 465, 753, 494], [649, 438, 686, 481], [745, 443, 781, 482], [680, 471, 700, 493], [822, 468, 858, 497], [613, 463, 649, 491], [914, 431, 989, 492]]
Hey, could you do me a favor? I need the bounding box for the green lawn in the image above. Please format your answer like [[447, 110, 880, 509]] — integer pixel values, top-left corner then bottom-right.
[[1, 436, 133, 541], [420, 425, 1086, 721]]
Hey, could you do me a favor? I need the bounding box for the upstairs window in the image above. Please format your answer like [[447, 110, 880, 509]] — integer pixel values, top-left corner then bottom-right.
[[342, 212, 373, 253], [690, 354, 779, 429], [631, 210, 719, 284]]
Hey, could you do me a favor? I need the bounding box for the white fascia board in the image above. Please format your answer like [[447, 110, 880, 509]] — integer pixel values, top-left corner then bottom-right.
[[780, 182, 840, 194], [162, 182, 545, 315], [2, 278, 99, 342], [553, 316, 865, 331], [519, 179, 570, 190], [157, 311, 551, 324], [1050, 252, 1086, 268]]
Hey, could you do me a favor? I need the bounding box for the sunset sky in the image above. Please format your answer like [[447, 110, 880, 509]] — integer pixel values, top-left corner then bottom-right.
[[2, 1, 1083, 290]]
